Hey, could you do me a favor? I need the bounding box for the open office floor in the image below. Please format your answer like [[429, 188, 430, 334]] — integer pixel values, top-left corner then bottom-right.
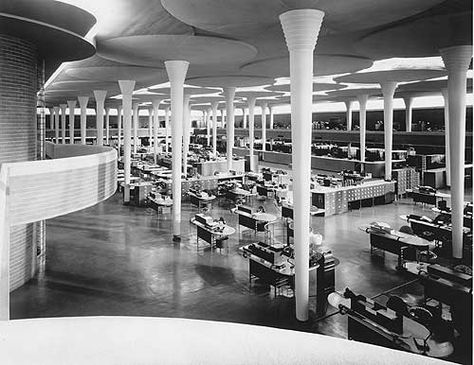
[[10, 187, 472, 364]]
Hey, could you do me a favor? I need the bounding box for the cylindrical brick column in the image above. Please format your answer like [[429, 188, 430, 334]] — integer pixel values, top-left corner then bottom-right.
[[0, 34, 38, 295]]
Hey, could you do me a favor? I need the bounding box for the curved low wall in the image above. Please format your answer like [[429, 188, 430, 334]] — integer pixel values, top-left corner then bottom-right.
[[0, 317, 452, 365], [0, 143, 117, 319]]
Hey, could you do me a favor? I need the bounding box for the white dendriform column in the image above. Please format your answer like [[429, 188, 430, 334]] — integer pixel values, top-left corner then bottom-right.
[[269, 105, 274, 129], [118, 80, 136, 203], [247, 96, 257, 172], [165, 60, 189, 241], [441, 88, 450, 187], [182, 94, 192, 175], [78, 96, 88, 145], [211, 101, 219, 156], [358, 94, 368, 164], [53, 106, 60, 144], [93, 90, 107, 146], [60, 104, 67, 144], [206, 107, 211, 146], [403, 96, 413, 132], [67, 100, 76, 145], [380, 82, 398, 181], [164, 105, 170, 154], [152, 99, 162, 163], [117, 105, 122, 148], [105, 107, 111, 145], [280, 8, 324, 322], [440, 45, 472, 259], [133, 103, 140, 153], [242, 107, 248, 129], [48, 107, 54, 131], [345, 100, 353, 131], [224, 87, 236, 171], [261, 102, 268, 151], [221, 109, 225, 128], [148, 107, 153, 149]]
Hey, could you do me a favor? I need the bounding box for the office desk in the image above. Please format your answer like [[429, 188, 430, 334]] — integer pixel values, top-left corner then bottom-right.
[[281, 203, 325, 220], [431, 207, 473, 230], [239, 243, 318, 296], [410, 190, 449, 206], [235, 210, 277, 233], [225, 187, 255, 204], [360, 225, 430, 269], [148, 197, 173, 213], [187, 192, 216, 211], [190, 218, 236, 249]]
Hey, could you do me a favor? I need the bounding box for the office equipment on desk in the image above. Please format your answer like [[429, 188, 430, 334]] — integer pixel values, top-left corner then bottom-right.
[[328, 288, 454, 359], [127, 182, 153, 207], [148, 193, 173, 214], [359, 223, 430, 269], [240, 242, 336, 315], [410, 186, 449, 206], [191, 214, 236, 249], [187, 189, 216, 211]]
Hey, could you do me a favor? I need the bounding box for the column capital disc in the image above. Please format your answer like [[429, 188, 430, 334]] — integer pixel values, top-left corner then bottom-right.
[[380, 81, 398, 98], [93, 90, 108, 102], [67, 100, 77, 108], [118, 80, 136, 96], [165, 60, 190, 84], [280, 9, 325, 51], [357, 94, 369, 105], [440, 45, 473, 71]]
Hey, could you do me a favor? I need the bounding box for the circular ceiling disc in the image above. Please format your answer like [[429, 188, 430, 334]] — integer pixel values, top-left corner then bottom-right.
[[335, 69, 447, 84], [161, 0, 444, 36], [398, 79, 472, 93], [357, 12, 472, 59], [98, 35, 257, 67], [186, 75, 274, 88], [66, 66, 165, 82], [266, 83, 346, 93], [148, 86, 220, 96], [241, 55, 373, 78]]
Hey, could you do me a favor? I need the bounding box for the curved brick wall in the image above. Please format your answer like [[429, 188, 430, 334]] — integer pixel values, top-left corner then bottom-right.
[[0, 34, 38, 291]]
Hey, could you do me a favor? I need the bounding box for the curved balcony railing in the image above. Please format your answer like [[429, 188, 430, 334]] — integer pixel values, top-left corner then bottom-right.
[[0, 143, 117, 319]]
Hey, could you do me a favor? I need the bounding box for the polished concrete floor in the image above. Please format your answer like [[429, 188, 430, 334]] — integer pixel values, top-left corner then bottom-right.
[[10, 180, 472, 364]]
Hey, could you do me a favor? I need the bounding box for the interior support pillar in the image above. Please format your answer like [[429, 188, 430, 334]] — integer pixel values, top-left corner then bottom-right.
[[152, 99, 162, 164], [269, 105, 274, 129], [224, 87, 236, 171], [105, 107, 111, 145], [148, 107, 153, 149], [182, 94, 191, 175], [93, 90, 107, 147], [357, 94, 368, 166], [165, 106, 170, 154], [53, 106, 60, 144], [132, 103, 139, 153], [280, 8, 324, 321], [440, 45, 472, 259], [344, 100, 353, 131], [441, 89, 451, 187], [380, 82, 398, 181], [60, 104, 67, 144], [211, 101, 219, 156], [206, 107, 211, 147], [117, 105, 122, 149], [78, 96, 88, 145], [67, 100, 76, 145], [165, 60, 189, 241], [118, 80, 136, 203], [403, 96, 413, 132], [261, 102, 268, 151], [247, 96, 257, 172]]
